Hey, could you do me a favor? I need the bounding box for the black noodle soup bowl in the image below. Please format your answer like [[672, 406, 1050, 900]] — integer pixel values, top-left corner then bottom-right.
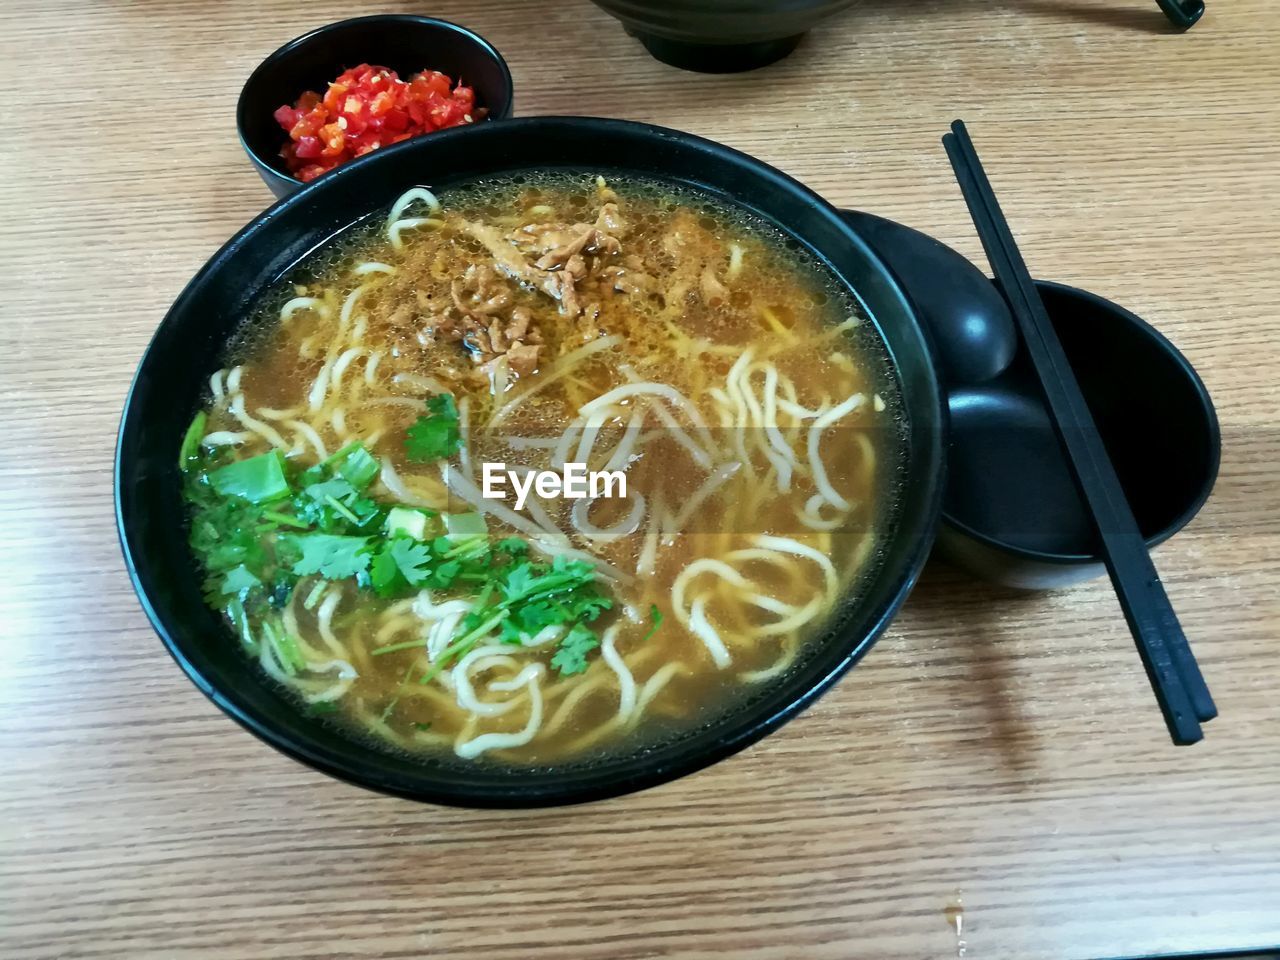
[[116, 117, 945, 807]]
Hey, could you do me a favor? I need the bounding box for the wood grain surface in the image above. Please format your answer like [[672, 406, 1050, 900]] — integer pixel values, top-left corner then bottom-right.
[[2, 1, 1277, 957]]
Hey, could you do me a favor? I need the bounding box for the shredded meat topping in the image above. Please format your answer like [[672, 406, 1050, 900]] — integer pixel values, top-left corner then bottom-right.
[[530, 204, 625, 269], [416, 200, 651, 379], [450, 264, 512, 320], [420, 261, 543, 376]]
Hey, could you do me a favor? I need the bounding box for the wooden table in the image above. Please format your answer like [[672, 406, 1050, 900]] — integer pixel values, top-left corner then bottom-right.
[[3, 1, 1277, 957]]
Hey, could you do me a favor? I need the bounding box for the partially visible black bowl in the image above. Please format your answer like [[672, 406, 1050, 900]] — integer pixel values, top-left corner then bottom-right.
[[937, 280, 1220, 589], [589, 0, 859, 72], [237, 15, 514, 198], [117, 117, 945, 807]]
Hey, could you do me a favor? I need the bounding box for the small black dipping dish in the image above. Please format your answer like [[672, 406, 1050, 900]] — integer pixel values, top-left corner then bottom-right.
[[237, 15, 514, 199], [842, 211, 1218, 590], [937, 280, 1220, 589]]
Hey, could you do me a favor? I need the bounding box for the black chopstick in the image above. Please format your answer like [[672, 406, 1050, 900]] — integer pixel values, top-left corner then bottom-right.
[[942, 119, 1215, 745]]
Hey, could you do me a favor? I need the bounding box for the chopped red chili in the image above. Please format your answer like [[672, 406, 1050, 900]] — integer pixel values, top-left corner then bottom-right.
[[273, 64, 481, 182]]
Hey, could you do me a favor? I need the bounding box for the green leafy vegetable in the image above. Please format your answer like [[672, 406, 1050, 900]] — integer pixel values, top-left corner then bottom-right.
[[208, 451, 290, 503], [389, 538, 435, 586], [449, 554, 614, 671], [550, 623, 600, 677], [500, 556, 601, 605], [288, 533, 372, 580], [304, 476, 358, 503], [188, 490, 277, 605], [369, 534, 467, 598], [495, 537, 529, 559], [292, 468, 382, 533], [404, 393, 461, 463], [368, 548, 399, 598], [183, 426, 617, 685], [220, 565, 262, 598]]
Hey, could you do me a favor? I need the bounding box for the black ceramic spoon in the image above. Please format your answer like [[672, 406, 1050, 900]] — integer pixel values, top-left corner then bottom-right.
[[842, 210, 1017, 386]]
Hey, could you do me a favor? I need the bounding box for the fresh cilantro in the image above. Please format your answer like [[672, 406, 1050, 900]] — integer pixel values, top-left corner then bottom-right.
[[430, 559, 463, 588], [550, 623, 600, 677], [189, 492, 271, 575], [499, 561, 539, 602], [369, 547, 400, 597], [412, 721, 433, 731], [404, 393, 461, 463], [288, 533, 372, 580], [220, 565, 262, 598], [183, 431, 616, 684], [500, 598, 561, 643], [499, 556, 607, 607], [460, 554, 614, 669], [494, 537, 529, 559], [370, 536, 464, 598], [390, 538, 435, 586], [304, 476, 358, 503], [282, 460, 380, 532]]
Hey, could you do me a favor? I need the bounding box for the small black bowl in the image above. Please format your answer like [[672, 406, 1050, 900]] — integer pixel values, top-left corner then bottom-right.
[[936, 280, 1220, 589], [588, 0, 859, 72], [236, 15, 514, 199]]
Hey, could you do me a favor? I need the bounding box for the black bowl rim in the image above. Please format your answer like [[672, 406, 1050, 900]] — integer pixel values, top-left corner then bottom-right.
[[117, 115, 945, 806], [235, 14, 515, 192], [940, 278, 1221, 566]]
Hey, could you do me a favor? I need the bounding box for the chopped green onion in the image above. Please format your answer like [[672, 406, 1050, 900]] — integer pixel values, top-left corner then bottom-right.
[[324, 494, 361, 525], [262, 509, 311, 529], [419, 610, 508, 684], [448, 542, 491, 563], [321, 440, 362, 468], [336, 444, 380, 489], [371, 638, 428, 657]]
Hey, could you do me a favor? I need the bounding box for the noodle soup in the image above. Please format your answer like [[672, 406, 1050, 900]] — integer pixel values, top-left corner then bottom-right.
[[181, 174, 903, 765]]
